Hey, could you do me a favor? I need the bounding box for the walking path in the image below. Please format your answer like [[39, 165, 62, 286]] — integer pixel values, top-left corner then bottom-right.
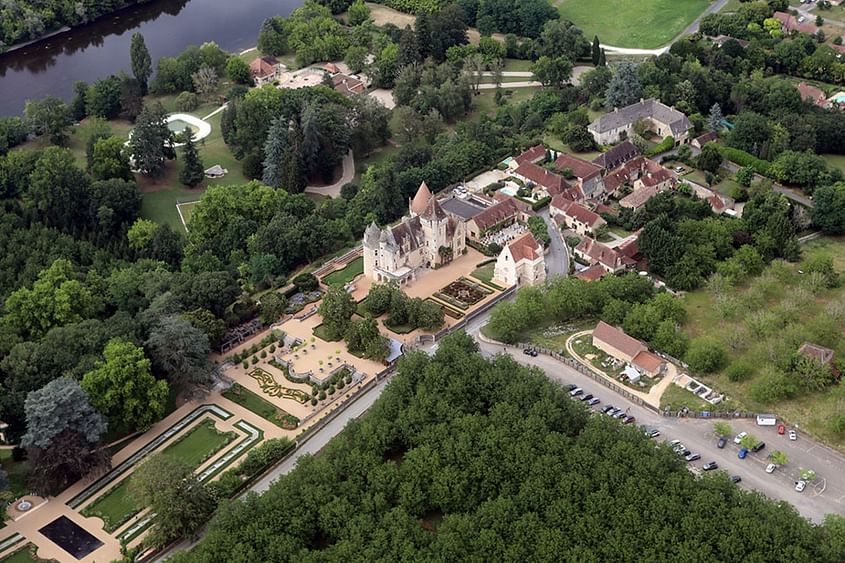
[[304, 150, 355, 197]]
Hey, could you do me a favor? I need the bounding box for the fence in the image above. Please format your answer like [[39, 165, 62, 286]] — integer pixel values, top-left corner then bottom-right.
[[519, 343, 765, 420]]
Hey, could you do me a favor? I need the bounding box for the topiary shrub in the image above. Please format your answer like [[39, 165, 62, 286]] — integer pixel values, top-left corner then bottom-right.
[[242, 361, 249, 369], [252, 356, 259, 365], [260, 350, 267, 359], [319, 390, 326, 400], [311, 397, 318, 406]]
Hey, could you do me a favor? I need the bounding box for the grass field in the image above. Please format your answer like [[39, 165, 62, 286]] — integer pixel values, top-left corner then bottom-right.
[[471, 264, 496, 285], [823, 154, 845, 175], [322, 256, 364, 286], [660, 383, 735, 412], [0, 544, 50, 563], [556, 0, 710, 49], [682, 236, 845, 453]]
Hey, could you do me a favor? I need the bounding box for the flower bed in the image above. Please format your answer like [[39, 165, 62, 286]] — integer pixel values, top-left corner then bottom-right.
[[426, 298, 463, 319], [250, 368, 311, 404]]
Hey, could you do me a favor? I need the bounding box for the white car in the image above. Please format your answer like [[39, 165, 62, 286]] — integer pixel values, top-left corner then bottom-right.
[[734, 431, 747, 445], [795, 480, 807, 492], [788, 430, 797, 441], [765, 463, 777, 474]]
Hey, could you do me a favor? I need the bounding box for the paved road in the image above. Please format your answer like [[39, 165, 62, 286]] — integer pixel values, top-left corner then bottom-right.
[[538, 207, 569, 279], [478, 81, 541, 90], [473, 339, 845, 524], [796, 5, 845, 30], [720, 160, 814, 207]]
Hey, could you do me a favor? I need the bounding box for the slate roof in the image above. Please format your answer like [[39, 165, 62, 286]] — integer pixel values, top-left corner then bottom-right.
[[441, 197, 486, 220], [589, 98, 691, 137], [420, 196, 448, 221], [592, 140, 641, 170]]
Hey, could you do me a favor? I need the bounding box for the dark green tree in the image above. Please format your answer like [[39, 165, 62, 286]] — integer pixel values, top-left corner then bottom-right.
[[262, 117, 288, 189], [179, 127, 205, 187], [130, 103, 172, 178], [591, 35, 601, 65], [130, 33, 153, 94]]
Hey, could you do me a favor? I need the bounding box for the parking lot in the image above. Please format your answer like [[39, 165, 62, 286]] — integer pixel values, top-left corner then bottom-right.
[[480, 340, 845, 524]]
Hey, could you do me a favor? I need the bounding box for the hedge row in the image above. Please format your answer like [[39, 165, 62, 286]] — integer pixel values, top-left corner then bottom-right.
[[717, 145, 771, 177], [207, 438, 295, 499]]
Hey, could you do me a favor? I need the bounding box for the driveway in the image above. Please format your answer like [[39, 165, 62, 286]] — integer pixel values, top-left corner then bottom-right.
[[473, 338, 845, 524], [305, 150, 354, 198]]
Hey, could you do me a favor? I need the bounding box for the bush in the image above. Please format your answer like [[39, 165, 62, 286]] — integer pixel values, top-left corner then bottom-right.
[[718, 146, 771, 177], [251, 356, 259, 365], [238, 438, 294, 476], [750, 369, 797, 403], [319, 390, 326, 400], [726, 361, 754, 382], [226, 85, 250, 101], [684, 338, 727, 374], [311, 397, 318, 406], [175, 91, 199, 112], [645, 136, 675, 157], [242, 361, 249, 369], [293, 273, 319, 293], [11, 446, 26, 462], [242, 150, 263, 180]]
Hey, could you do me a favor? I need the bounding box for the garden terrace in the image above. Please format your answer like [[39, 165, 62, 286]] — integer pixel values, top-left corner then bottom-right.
[[321, 256, 364, 287], [436, 278, 492, 308], [249, 369, 312, 404]]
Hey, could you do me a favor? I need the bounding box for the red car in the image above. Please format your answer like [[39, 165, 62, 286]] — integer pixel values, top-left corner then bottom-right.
[[777, 424, 786, 435]]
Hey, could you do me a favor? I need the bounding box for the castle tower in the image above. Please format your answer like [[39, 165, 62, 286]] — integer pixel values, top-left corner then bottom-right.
[[363, 221, 381, 279], [409, 181, 433, 217], [418, 197, 449, 266]]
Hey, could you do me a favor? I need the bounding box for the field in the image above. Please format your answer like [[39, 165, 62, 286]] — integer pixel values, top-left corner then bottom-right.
[[823, 154, 845, 176], [682, 236, 845, 453], [556, 0, 710, 49], [0, 448, 27, 498]]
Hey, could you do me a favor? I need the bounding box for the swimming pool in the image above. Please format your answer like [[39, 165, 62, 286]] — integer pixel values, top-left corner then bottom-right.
[[832, 92, 845, 104]]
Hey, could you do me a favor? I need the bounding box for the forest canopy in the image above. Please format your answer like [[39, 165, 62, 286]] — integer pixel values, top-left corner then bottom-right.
[[174, 332, 845, 562]]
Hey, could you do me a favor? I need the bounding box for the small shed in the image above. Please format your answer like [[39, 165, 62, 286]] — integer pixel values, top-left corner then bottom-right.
[[623, 365, 641, 383], [204, 165, 228, 178]]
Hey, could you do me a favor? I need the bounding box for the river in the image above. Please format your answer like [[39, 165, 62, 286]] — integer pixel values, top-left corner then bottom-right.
[[0, 0, 302, 116]]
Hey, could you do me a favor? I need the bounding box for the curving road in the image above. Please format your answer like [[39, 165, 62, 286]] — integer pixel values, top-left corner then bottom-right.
[[538, 207, 569, 279]]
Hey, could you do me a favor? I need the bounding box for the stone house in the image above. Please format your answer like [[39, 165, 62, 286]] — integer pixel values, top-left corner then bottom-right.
[[550, 196, 606, 236], [493, 232, 546, 287], [588, 98, 691, 146]]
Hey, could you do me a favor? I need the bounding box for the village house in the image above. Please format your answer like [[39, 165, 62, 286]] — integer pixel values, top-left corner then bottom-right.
[[550, 195, 606, 236], [773, 11, 821, 36], [592, 321, 666, 378], [620, 185, 662, 211], [588, 98, 692, 146], [602, 156, 676, 199], [592, 140, 641, 171], [466, 197, 527, 240], [512, 162, 568, 195], [363, 182, 466, 285], [331, 73, 366, 97], [493, 232, 546, 287], [509, 144, 548, 170], [574, 264, 607, 282], [796, 82, 832, 109], [250, 55, 285, 86], [574, 237, 632, 273], [691, 131, 718, 149], [554, 153, 605, 199]]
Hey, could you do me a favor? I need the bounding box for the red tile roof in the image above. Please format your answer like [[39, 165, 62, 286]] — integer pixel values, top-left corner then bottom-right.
[[773, 11, 819, 35], [471, 199, 522, 231], [632, 350, 664, 374], [575, 264, 607, 282], [798, 342, 834, 365], [693, 131, 717, 146], [514, 144, 547, 166], [620, 185, 661, 209], [576, 237, 628, 271], [638, 168, 675, 188], [250, 56, 279, 78], [514, 162, 567, 192], [332, 74, 365, 96], [554, 154, 603, 180], [551, 197, 604, 229], [507, 232, 542, 262], [796, 82, 830, 108], [593, 321, 647, 359]]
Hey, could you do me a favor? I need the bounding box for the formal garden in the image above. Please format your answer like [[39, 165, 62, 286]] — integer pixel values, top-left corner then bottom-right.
[[80, 419, 236, 532], [322, 257, 364, 287], [222, 383, 300, 429]]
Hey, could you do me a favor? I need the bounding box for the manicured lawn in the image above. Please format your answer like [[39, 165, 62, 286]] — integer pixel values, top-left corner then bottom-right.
[[322, 256, 364, 286], [0, 448, 28, 498], [81, 479, 139, 532], [0, 544, 50, 563], [222, 383, 292, 428], [470, 87, 540, 119], [502, 58, 534, 72], [140, 185, 204, 233], [162, 419, 235, 468], [313, 323, 342, 342], [177, 200, 200, 229], [471, 263, 496, 285], [556, 0, 710, 49], [383, 320, 414, 334], [681, 236, 845, 453]]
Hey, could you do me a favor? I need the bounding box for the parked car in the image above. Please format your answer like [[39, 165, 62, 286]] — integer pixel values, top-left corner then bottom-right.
[[669, 439, 681, 447], [587, 397, 601, 406], [648, 428, 660, 438], [766, 463, 777, 474], [570, 387, 583, 397], [622, 415, 635, 424], [601, 405, 614, 414], [752, 441, 766, 453], [565, 384, 577, 391], [703, 461, 719, 471], [612, 410, 627, 419], [730, 475, 742, 483], [580, 393, 593, 402], [672, 442, 686, 453], [734, 432, 747, 444], [789, 430, 797, 441], [795, 480, 807, 492], [738, 448, 748, 459], [777, 424, 785, 435], [717, 437, 727, 449], [685, 452, 701, 462], [674, 166, 684, 173], [527, 348, 538, 357]]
